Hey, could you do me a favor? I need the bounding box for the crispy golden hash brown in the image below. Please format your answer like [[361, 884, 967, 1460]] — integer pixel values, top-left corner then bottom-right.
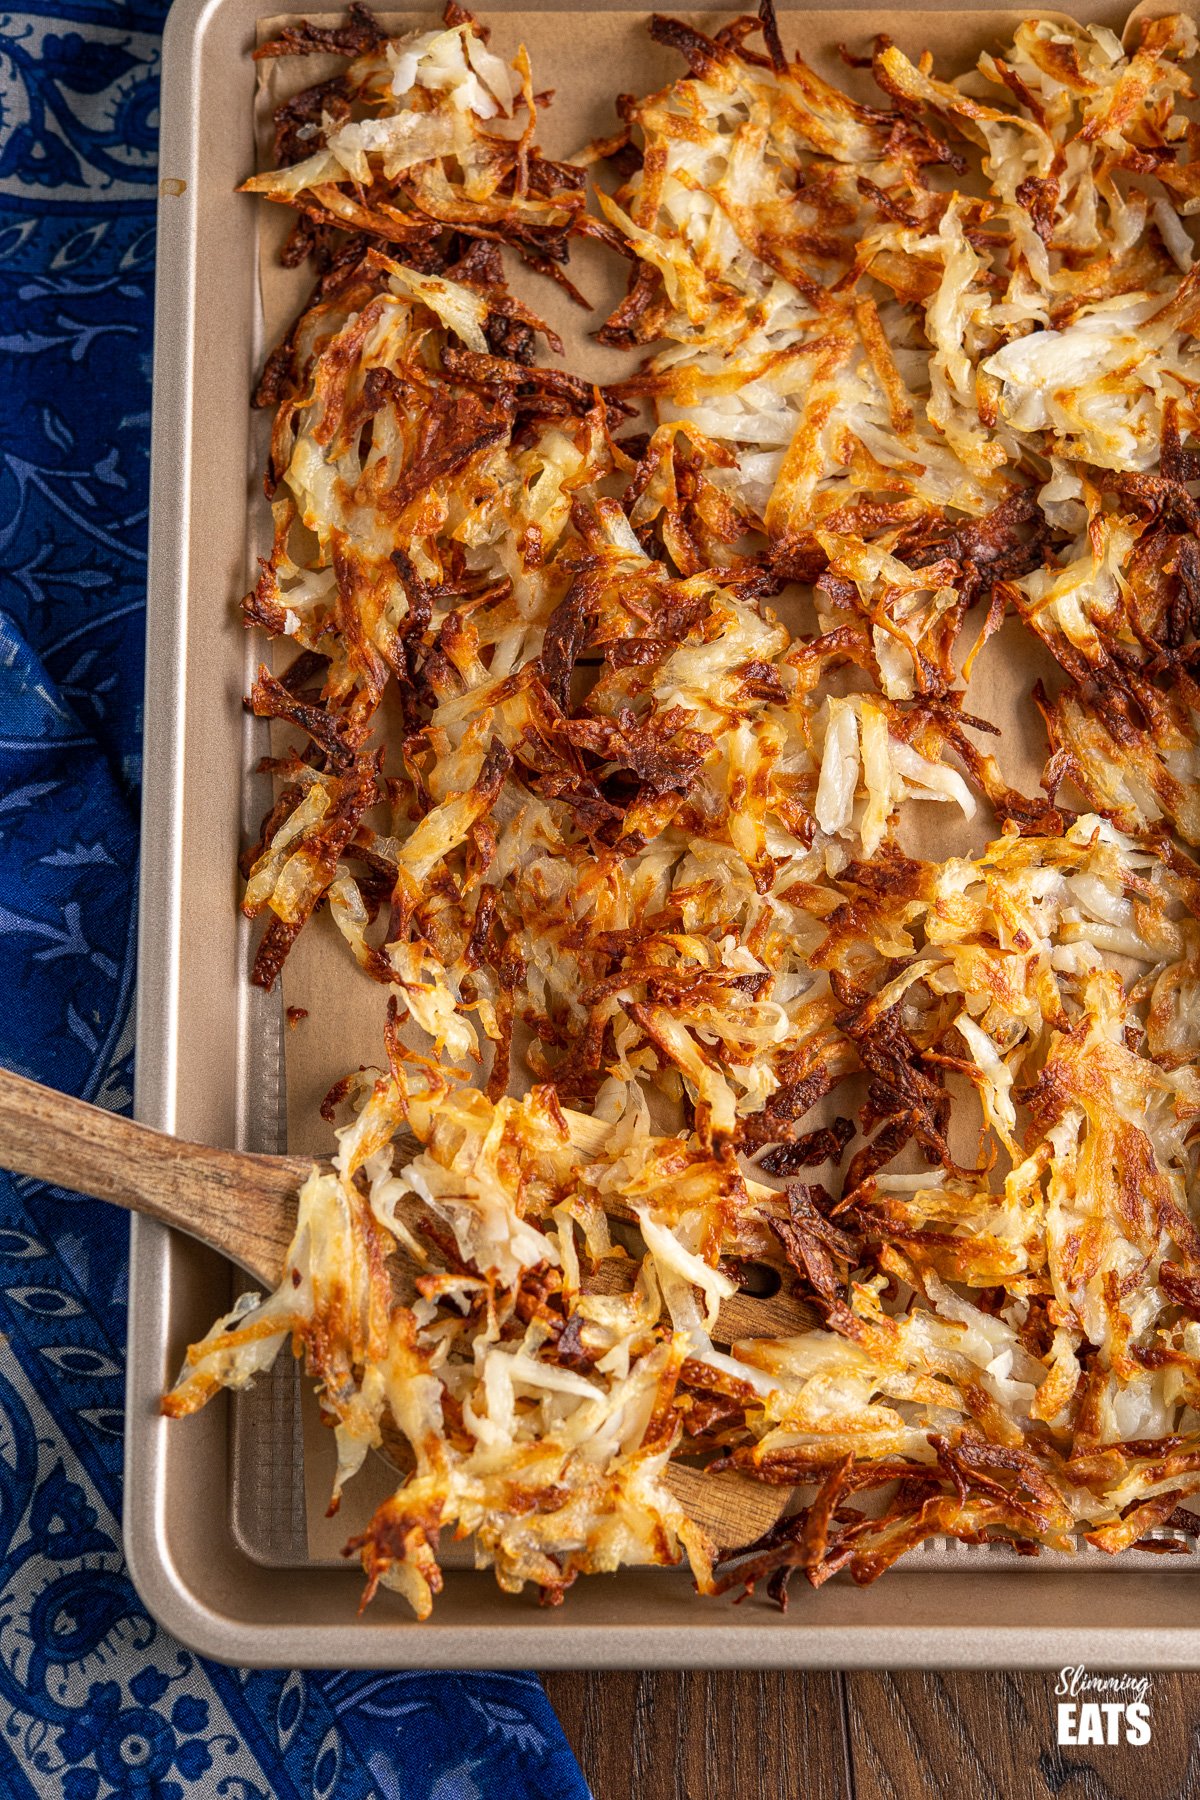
[[170, 815, 1200, 1607], [167, 1, 1200, 1615], [247, 1, 590, 291], [599, 6, 1200, 808]]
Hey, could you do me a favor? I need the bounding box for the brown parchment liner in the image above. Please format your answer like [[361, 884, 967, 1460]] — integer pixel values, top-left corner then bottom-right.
[[244, 0, 1179, 1561]]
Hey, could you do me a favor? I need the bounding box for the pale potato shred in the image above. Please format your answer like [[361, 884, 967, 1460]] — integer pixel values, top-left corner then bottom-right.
[[164, 1, 1200, 1615]]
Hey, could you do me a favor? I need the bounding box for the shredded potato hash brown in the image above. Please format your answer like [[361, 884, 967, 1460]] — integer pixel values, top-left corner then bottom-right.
[[166, 1, 1200, 1615]]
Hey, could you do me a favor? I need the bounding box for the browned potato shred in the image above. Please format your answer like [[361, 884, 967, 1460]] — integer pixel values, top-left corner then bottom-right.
[[165, 0, 1200, 1618]]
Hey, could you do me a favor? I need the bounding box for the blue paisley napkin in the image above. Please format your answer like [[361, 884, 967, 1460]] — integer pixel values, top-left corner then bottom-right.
[[0, 5, 591, 1794]]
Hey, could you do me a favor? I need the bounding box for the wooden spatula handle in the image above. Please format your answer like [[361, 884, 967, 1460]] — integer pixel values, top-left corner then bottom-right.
[[0, 1067, 799, 1546], [0, 1065, 310, 1287]]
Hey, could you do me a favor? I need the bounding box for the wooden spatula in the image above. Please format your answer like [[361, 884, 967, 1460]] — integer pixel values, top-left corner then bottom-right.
[[0, 1065, 799, 1547]]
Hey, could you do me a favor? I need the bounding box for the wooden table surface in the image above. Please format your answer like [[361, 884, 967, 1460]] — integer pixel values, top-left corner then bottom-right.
[[542, 1671, 1200, 1799]]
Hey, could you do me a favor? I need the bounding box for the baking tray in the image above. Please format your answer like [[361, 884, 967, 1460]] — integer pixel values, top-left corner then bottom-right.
[[129, 0, 1200, 1667]]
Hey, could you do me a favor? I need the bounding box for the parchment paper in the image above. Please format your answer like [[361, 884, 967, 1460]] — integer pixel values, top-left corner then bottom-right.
[[246, 1, 1158, 1559]]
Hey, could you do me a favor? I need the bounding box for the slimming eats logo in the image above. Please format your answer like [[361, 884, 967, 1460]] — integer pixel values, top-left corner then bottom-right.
[[1055, 1667, 1151, 1746]]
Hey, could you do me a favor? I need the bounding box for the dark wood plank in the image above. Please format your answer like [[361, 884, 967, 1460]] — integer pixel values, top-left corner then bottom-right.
[[847, 1672, 1198, 1800], [543, 1670, 853, 1800]]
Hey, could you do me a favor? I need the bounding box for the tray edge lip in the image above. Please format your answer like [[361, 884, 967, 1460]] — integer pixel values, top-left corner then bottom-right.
[[125, 0, 230, 1645]]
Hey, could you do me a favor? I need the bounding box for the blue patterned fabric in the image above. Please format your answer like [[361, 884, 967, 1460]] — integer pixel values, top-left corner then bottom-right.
[[0, 5, 592, 1794]]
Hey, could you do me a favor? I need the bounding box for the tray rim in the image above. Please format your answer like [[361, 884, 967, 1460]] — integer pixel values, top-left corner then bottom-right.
[[129, 0, 1200, 1669]]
